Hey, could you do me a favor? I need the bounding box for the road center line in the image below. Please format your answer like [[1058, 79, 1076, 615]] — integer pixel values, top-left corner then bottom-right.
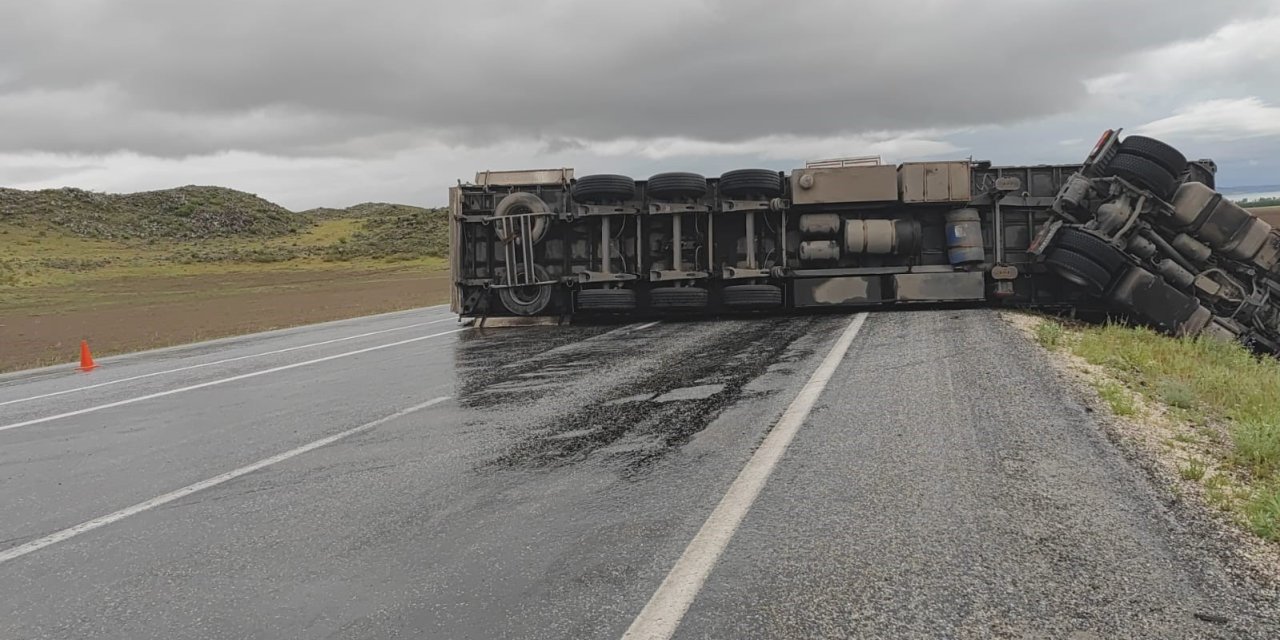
[[0, 315, 458, 408], [0, 396, 450, 565], [621, 313, 869, 640], [0, 328, 467, 434]]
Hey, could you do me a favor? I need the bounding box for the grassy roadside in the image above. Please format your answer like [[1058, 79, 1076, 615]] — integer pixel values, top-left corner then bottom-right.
[[0, 187, 453, 371], [1028, 317, 1280, 543]]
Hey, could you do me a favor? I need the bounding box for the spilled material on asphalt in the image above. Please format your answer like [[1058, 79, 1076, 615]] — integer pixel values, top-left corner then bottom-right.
[[451, 317, 825, 473]]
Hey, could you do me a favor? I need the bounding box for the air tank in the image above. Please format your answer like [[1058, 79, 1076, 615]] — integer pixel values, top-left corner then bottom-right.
[[798, 240, 840, 262], [798, 213, 841, 237], [945, 208, 985, 265]]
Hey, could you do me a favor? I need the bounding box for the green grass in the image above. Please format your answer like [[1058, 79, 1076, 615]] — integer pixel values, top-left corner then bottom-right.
[[0, 207, 448, 294], [1245, 484, 1280, 541], [1094, 380, 1137, 416], [1035, 320, 1066, 348], [1180, 458, 1207, 482], [1239, 197, 1280, 208], [1034, 317, 1280, 543]]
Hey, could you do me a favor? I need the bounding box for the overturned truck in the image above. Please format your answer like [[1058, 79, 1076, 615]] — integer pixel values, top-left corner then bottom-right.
[[448, 130, 1280, 354]]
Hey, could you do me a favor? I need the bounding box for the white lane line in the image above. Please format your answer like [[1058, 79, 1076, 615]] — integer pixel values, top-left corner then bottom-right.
[[631, 321, 661, 332], [0, 315, 458, 408], [0, 396, 450, 565], [0, 328, 467, 434], [622, 313, 869, 640]]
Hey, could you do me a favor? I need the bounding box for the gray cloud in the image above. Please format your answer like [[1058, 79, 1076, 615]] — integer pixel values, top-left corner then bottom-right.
[[3, 0, 1275, 158]]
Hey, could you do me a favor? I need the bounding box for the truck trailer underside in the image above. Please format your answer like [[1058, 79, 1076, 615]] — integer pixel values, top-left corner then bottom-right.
[[448, 131, 1280, 355]]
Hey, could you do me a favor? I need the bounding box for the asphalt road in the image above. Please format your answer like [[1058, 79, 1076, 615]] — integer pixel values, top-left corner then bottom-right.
[[0, 306, 1276, 639]]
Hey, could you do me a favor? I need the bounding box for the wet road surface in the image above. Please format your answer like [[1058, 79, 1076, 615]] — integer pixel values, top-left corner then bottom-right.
[[0, 306, 1276, 638]]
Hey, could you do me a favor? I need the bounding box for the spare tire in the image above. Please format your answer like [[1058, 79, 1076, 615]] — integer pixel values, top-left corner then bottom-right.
[[1104, 153, 1177, 201], [1044, 248, 1114, 296], [718, 169, 783, 199], [1119, 135, 1187, 176], [576, 288, 636, 311], [572, 174, 636, 203], [494, 192, 550, 244], [649, 286, 708, 309], [1052, 228, 1128, 274], [647, 172, 708, 200], [497, 263, 554, 316], [722, 284, 783, 309]]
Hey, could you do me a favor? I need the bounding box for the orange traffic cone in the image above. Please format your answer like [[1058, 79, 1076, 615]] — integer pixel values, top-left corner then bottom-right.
[[79, 340, 97, 372]]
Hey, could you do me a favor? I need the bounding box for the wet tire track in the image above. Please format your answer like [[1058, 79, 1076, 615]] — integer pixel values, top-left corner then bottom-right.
[[457, 316, 838, 473]]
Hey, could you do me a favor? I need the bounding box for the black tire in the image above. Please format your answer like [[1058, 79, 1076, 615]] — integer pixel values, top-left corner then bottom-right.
[[1104, 153, 1177, 201], [572, 174, 636, 203], [718, 169, 783, 199], [1052, 228, 1128, 274], [494, 191, 550, 244], [1119, 135, 1187, 176], [497, 263, 554, 316], [647, 172, 708, 200], [649, 286, 708, 309], [722, 284, 783, 309], [576, 288, 636, 311], [1044, 248, 1114, 296]]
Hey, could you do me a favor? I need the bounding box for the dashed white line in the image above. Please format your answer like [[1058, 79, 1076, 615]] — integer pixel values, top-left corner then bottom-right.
[[621, 313, 869, 640], [0, 315, 458, 408], [0, 396, 450, 565], [631, 321, 661, 332], [0, 328, 467, 434]]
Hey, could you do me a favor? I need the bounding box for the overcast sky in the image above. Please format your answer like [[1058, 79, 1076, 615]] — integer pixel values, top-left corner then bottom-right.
[[2, 0, 1279, 209]]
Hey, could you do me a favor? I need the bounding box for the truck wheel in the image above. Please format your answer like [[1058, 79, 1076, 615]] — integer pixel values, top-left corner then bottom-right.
[[650, 286, 709, 309], [1104, 153, 1177, 201], [647, 172, 708, 200], [1052, 228, 1128, 274], [576, 288, 636, 311], [718, 169, 783, 199], [1119, 135, 1187, 175], [494, 192, 550, 244], [572, 174, 636, 203], [1044, 248, 1114, 295], [498, 264, 554, 316], [722, 284, 783, 309]]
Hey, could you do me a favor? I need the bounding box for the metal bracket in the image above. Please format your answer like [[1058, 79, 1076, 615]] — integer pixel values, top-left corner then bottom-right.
[[719, 199, 772, 213], [721, 267, 770, 280], [577, 271, 639, 283], [573, 203, 642, 218], [650, 270, 709, 282], [648, 202, 712, 215]]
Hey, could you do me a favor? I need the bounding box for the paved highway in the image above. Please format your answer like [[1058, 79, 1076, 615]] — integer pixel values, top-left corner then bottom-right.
[[0, 307, 1276, 639]]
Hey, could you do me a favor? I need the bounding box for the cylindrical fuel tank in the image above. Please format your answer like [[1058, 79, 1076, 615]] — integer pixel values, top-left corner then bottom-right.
[[842, 219, 921, 255], [1171, 181, 1272, 260], [1170, 233, 1211, 264], [799, 240, 840, 262], [944, 208, 985, 265], [1156, 258, 1195, 289], [844, 219, 896, 254], [798, 213, 841, 237]]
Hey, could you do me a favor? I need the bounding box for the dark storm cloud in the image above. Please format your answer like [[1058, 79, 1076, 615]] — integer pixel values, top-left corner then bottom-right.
[[0, 0, 1273, 157]]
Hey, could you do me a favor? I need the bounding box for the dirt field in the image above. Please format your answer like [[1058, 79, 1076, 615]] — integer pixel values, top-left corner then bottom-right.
[[0, 267, 451, 373], [1251, 205, 1280, 228]]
